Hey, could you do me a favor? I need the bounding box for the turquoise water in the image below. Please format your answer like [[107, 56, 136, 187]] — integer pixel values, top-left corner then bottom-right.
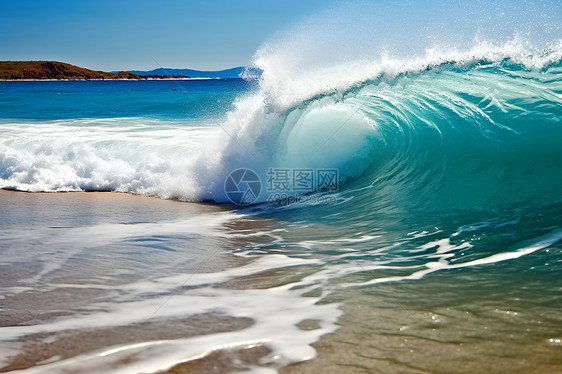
[[1, 48, 562, 371], [0, 79, 252, 120]]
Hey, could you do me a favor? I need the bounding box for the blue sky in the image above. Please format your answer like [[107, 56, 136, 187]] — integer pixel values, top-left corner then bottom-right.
[[0, 0, 337, 71], [2, 1, 560, 72]]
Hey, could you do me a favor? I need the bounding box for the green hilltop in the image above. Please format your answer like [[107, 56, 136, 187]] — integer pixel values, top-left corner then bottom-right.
[[0, 61, 190, 80]]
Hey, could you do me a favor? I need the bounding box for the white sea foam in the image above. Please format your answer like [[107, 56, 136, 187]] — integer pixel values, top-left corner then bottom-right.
[[0, 118, 218, 199], [0, 211, 341, 373], [288, 229, 562, 290]]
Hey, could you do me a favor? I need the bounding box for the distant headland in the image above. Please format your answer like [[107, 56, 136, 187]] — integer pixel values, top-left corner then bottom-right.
[[126, 67, 251, 79], [0, 61, 191, 80]]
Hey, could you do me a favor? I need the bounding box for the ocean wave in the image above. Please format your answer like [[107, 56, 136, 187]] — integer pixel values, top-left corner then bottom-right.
[[192, 43, 562, 205], [1, 44, 562, 209]]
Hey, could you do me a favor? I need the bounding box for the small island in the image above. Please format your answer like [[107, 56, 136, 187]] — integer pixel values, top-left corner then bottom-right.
[[0, 61, 191, 80]]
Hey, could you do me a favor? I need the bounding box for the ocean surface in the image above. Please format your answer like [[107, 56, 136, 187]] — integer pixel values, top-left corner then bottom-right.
[[1, 42, 562, 372]]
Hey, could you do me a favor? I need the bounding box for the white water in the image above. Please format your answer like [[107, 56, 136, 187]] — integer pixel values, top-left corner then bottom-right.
[[0, 118, 215, 199], [0, 208, 342, 372]]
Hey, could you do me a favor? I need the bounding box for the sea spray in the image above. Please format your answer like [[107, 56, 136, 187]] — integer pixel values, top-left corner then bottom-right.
[[1, 1, 561, 205]]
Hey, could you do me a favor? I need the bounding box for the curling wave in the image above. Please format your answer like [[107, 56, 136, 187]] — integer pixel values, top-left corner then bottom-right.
[[1, 43, 562, 210], [192, 43, 562, 208]]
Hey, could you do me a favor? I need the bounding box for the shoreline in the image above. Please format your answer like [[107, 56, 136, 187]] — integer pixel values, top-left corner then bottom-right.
[[0, 188, 222, 207], [1, 191, 561, 373], [0, 189, 337, 373]]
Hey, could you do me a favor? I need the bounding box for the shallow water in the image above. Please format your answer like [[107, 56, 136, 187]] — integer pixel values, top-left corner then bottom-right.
[[0, 191, 341, 373], [1, 190, 560, 373]]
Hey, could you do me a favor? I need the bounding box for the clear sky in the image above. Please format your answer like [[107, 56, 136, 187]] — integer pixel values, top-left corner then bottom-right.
[[0, 0, 338, 71]]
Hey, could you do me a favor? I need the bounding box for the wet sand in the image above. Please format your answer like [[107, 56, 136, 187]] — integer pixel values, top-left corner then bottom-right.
[[0, 191, 266, 372], [0, 190, 337, 373], [2, 190, 561, 373], [2, 314, 253, 372]]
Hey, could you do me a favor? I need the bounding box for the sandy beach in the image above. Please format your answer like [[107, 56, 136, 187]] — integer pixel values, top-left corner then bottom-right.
[[1, 190, 561, 373], [0, 190, 340, 373]]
